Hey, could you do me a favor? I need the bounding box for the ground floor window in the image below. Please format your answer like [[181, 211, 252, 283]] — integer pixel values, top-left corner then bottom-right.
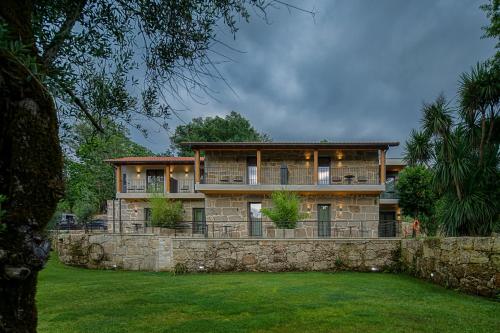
[[193, 208, 206, 234], [248, 202, 262, 236]]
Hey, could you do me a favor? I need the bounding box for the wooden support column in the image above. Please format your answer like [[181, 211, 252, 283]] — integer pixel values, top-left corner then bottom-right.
[[194, 150, 200, 184], [313, 150, 319, 185], [380, 149, 386, 184], [256, 149, 261, 184], [165, 165, 170, 193], [116, 165, 122, 193]]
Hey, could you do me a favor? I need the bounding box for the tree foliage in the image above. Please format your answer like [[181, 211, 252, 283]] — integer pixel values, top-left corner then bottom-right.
[[59, 121, 151, 222], [396, 166, 438, 235], [404, 63, 499, 236], [150, 197, 184, 228], [170, 111, 270, 156], [261, 191, 307, 229]]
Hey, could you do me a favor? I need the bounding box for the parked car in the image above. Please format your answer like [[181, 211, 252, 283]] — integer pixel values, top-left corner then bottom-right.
[[56, 213, 81, 230], [86, 218, 107, 231]]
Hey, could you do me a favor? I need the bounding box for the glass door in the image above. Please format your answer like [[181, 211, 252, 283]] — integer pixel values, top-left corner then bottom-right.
[[248, 202, 262, 236], [318, 157, 331, 185], [146, 169, 164, 193], [247, 156, 257, 185], [192, 208, 206, 235], [318, 204, 331, 237]]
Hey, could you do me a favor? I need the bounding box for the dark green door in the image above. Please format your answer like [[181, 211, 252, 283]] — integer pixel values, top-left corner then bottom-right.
[[192, 208, 206, 234], [318, 204, 331, 237]]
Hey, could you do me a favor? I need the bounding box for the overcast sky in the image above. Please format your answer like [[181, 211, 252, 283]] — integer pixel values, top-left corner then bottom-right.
[[130, 0, 496, 157]]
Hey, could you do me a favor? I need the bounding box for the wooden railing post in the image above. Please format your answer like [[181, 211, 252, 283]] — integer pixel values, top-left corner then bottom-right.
[[165, 165, 170, 193], [256, 149, 261, 184], [380, 149, 386, 184], [313, 150, 319, 185], [116, 165, 122, 193], [194, 150, 200, 184]]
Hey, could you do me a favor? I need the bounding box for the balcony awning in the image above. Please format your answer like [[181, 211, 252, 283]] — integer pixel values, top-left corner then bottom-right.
[[181, 141, 399, 150]]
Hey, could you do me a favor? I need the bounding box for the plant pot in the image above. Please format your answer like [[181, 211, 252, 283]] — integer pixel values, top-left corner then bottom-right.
[[275, 228, 295, 239]]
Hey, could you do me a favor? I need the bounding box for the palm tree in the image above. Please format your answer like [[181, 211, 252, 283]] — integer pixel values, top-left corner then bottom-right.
[[403, 129, 433, 167]]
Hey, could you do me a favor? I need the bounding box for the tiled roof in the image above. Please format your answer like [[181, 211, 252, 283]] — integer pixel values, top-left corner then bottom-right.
[[105, 156, 204, 165]]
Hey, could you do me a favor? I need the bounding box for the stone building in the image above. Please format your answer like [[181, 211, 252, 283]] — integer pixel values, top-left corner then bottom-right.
[[106, 141, 405, 238]]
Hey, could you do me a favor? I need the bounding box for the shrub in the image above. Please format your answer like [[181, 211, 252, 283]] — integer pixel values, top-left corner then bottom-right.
[[149, 196, 183, 228], [261, 191, 308, 229]]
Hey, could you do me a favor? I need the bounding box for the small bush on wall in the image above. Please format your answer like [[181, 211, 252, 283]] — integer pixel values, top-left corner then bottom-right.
[[149, 196, 183, 228], [261, 191, 308, 229]]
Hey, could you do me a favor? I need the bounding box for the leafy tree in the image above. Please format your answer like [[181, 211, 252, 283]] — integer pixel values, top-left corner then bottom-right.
[[170, 111, 271, 156], [0, 1, 311, 330], [61, 121, 151, 222], [261, 191, 307, 229], [150, 197, 184, 228], [405, 65, 499, 236], [396, 166, 437, 235]]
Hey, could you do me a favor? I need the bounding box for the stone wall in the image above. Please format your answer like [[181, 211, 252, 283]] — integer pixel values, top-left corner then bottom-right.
[[54, 232, 398, 272], [173, 238, 399, 272], [205, 194, 379, 238], [54, 232, 173, 271], [401, 237, 500, 297], [54, 233, 500, 297]]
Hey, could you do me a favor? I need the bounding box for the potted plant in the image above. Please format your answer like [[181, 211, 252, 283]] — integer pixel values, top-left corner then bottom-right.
[[261, 191, 307, 238]]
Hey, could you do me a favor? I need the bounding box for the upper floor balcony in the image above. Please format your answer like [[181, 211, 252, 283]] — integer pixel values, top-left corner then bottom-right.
[[183, 141, 399, 194], [105, 156, 205, 199]]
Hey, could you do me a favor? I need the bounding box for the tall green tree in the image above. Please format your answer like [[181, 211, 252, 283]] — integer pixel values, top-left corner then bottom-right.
[[0, 1, 312, 330], [170, 111, 271, 156], [396, 166, 437, 235], [61, 121, 151, 222], [405, 72, 499, 236]]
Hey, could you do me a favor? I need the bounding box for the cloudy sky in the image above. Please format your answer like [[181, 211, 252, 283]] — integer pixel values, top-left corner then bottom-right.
[[131, 0, 496, 157]]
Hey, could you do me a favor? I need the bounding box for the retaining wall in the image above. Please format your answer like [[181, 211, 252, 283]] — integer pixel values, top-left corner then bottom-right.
[[53, 233, 500, 297]]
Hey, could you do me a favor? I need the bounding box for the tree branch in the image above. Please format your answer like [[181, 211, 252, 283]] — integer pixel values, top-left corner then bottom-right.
[[41, 0, 87, 67], [60, 83, 104, 132]]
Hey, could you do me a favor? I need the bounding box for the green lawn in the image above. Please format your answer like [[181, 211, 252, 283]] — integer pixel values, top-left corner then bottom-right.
[[37, 257, 499, 333]]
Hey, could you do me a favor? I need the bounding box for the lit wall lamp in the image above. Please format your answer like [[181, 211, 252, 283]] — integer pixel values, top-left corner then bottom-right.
[[336, 150, 344, 160], [307, 203, 312, 213], [136, 168, 141, 178]]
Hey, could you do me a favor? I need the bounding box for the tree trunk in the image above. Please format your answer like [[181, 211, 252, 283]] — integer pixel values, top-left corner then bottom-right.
[[0, 46, 63, 333]]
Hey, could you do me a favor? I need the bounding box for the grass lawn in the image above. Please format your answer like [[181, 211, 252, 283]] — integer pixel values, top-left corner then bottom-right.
[[37, 256, 499, 333]]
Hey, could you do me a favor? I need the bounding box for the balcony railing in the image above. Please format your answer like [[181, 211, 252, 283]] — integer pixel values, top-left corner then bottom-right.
[[123, 179, 195, 193], [380, 178, 399, 199], [88, 219, 401, 238], [202, 165, 380, 185]]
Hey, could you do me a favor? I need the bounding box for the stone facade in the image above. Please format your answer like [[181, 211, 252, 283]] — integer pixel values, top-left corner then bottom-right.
[[204, 194, 380, 238], [401, 237, 500, 297], [106, 198, 204, 233]]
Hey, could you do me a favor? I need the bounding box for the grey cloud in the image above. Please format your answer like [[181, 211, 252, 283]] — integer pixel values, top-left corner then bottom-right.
[[130, 0, 496, 156]]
